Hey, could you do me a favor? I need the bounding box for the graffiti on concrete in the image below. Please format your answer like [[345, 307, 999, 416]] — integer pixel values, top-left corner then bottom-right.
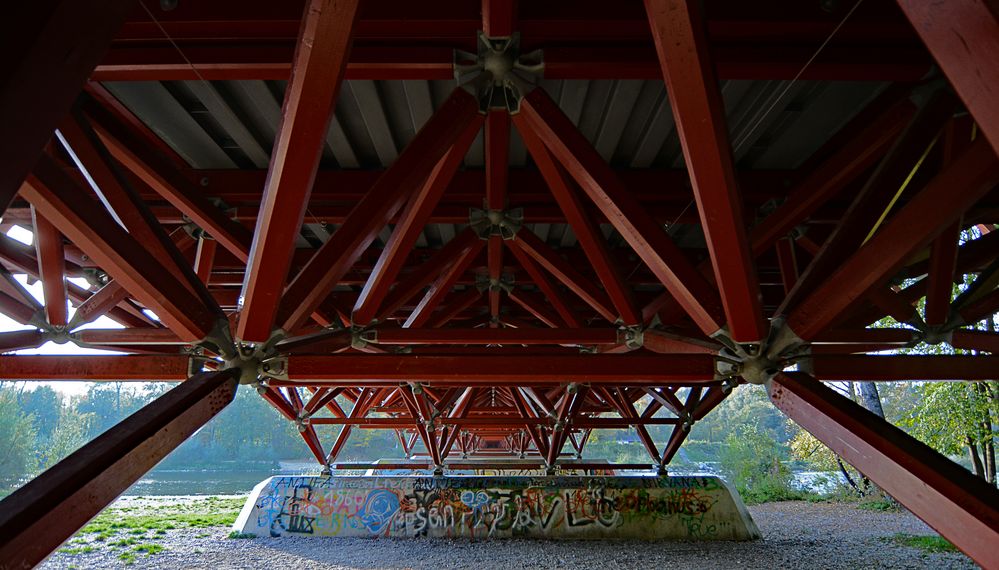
[[236, 475, 758, 540]]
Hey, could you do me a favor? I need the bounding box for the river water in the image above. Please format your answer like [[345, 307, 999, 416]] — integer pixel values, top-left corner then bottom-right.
[[124, 461, 320, 496], [125, 462, 844, 496]]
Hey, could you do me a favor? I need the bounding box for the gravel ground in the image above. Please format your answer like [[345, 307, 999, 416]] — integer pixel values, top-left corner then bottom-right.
[[42, 500, 976, 570]]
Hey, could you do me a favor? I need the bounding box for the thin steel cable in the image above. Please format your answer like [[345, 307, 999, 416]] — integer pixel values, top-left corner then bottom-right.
[[137, 0, 210, 86], [735, 0, 867, 149]]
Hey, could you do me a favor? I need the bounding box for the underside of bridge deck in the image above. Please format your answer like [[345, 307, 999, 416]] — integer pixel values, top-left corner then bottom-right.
[[1, 0, 998, 566]]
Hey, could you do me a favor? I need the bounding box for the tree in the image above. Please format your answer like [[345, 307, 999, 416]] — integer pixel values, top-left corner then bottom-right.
[[42, 404, 93, 469], [899, 381, 997, 484], [0, 384, 38, 488], [18, 385, 60, 440]]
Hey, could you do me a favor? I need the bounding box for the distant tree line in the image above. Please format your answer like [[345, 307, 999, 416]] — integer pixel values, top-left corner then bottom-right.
[[0, 382, 405, 492]]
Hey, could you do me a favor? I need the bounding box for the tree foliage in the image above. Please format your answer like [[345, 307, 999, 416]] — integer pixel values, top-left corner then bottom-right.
[[0, 384, 38, 488]]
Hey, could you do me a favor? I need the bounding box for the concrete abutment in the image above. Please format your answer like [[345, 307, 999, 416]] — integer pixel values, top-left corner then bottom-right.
[[233, 475, 760, 540]]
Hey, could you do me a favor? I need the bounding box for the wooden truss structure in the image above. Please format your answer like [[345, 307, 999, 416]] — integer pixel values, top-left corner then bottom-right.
[[0, 0, 998, 566]]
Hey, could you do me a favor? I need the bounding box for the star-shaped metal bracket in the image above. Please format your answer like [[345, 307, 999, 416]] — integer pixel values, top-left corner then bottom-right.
[[454, 31, 544, 112]]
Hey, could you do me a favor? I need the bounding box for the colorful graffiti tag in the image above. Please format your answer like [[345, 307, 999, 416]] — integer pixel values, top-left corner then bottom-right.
[[233, 476, 760, 540]]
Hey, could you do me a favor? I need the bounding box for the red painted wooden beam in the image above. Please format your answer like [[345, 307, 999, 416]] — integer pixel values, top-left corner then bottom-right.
[[488, 235, 504, 324], [0, 244, 146, 328], [950, 329, 999, 353], [47, 167, 797, 215], [0, 330, 46, 353], [777, 90, 958, 317], [277, 88, 482, 334], [504, 240, 583, 328], [770, 372, 999, 567], [0, 0, 132, 216], [924, 221, 962, 327], [92, 44, 932, 83], [377, 227, 481, 322], [302, 387, 343, 418], [0, 367, 238, 568], [506, 288, 564, 329], [74, 329, 184, 346], [324, 388, 376, 463], [896, 0, 999, 154], [660, 386, 703, 466], [508, 388, 550, 460], [66, 282, 132, 330], [87, 115, 253, 263], [514, 116, 639, 325], [353, 118, 482, 326], [513, 228, 616, 322], [368, 328, 619, 345], [30, 209, 68, 328], [485, 111, 510, 325], [548, 385, 589, 465], [959, 287, 999, 326], [238, 0, 362, 342], [259, 386, 297, 421], [646, 0, 765, 342], [505, 241, 582, 327], [22, 156, 220, 341], [483, 0, 517, 37], [486, 111, 510, 212], [775, 238, 798, 296], [643, 329, 720, 354], [0, 355, 190, 381], [425, 288, 485, 329], [194, 237, 218, 285], [58, 114, 183, 268], [813, 328, 918, 344], [809, 354, 999, 381], [58, 113, 225, 319], [748, 99, 917, 257], [518, 88, 725, 336], [404, 241, 484, 329], [786, 139, 999, 341], [283, 354, 719, 384]]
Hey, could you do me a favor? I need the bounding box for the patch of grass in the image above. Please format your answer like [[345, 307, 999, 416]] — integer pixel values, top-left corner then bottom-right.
[[118, 552, 136, 565], [58, 546, 96, 555], [133, 543, 165, 555], [69, 495, 246, 551], [228, 531, 256, 539], [891, 533, 958, 553], [859, 497, 899, 512], [79, 501, 242, 536]]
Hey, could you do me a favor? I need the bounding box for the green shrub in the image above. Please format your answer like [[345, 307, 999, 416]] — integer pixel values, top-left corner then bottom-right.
[[720, 425, 805, 504]]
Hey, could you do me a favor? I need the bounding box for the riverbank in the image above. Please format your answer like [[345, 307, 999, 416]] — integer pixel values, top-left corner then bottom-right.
[[41, 496, 974, 569]]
